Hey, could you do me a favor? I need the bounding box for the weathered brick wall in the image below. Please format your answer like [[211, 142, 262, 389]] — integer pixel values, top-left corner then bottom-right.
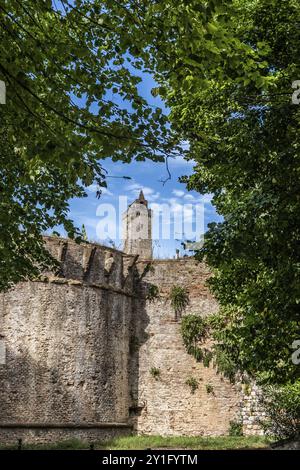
[[0, 237, 136, 444], [129, 259, 244, 436]]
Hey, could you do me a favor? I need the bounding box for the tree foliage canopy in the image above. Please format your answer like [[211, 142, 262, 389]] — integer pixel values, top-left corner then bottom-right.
[[0, 0, 175, 164], [142, 0, 300, 384], [0, 0, 176, 289]]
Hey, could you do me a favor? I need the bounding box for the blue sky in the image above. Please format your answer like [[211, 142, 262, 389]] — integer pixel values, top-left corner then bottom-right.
[[46, 3, 221, 258], [59, 59, 221, 257], [67, 155, 221, 258]]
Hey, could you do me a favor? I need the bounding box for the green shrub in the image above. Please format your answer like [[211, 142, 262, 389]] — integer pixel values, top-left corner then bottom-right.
[[212, 346, 237, 383], [169, 285, 189, 320], [243, 383, 252, 396], [146, 284, 160, 302], [203, 350, 213, 368], [185, 377, 199, 394], [259, 381, 300, 440], [206, 383, 214, 395], [229, 420, 243, 437]]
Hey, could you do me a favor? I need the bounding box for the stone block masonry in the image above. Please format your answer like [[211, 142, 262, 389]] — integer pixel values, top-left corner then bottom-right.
[[0, 237, 261, 444], [0, 237, 136, 444], [130, 259, 243, 436]]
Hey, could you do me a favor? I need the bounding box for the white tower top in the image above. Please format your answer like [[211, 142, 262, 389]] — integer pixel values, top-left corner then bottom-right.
[[122, 190, 152, 259]]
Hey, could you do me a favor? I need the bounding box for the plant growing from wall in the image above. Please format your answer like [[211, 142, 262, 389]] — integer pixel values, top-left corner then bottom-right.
[[180, 315, 208, 362], [206, 383, 214, 395], [81, 224, 88, 241], [169, 286, 189, 320], [141, 262, 155, 280], [150, 367, 160, 380], [146, 284, 160, 302], [202, 350, 213, 368], [229, 420, 243, 437], [185, 377, 199, 394], [243, 383, 252, 396], [202, 313, 238, 381]]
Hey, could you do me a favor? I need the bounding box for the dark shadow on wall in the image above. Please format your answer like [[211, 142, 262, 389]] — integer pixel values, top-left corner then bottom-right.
[[0, 287, 135, 427], [0, 336, 134, 426], [128, 265, 151, 431], [0, 347, 79, 424], [0, 348, 133, 445]]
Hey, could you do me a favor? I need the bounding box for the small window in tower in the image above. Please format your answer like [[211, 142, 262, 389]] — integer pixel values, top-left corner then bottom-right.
[[136, 211, 140, 216]]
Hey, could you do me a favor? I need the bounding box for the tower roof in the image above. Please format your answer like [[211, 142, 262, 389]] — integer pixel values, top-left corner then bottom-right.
[[138, 190, 146, 202], [136, 189, 147, 206], [127, 189, 148, 208]]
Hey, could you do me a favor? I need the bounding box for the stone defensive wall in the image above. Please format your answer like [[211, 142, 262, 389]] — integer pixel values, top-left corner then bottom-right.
[[0, 237, 136, 443], [0, 238, 261, 444]]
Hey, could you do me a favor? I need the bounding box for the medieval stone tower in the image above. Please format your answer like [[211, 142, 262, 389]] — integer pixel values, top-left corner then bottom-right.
[[122, 190, 152, 259]]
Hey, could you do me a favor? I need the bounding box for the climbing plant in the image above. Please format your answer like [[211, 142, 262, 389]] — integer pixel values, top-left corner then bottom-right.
[[229, 420, 243, 437], [146, 284, 160, 302], [180, 314, 208, 362], [169, 286, 189, 320], [202, 350, 213, 368]]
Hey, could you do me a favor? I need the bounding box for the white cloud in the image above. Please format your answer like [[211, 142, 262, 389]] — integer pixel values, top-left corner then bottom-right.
[[168, 198, 184, 213], [197, 193, 213, 205], [149, 192, 161, 201], [74, 214, 99, 230], [125, 182, 160, 202], [184, 194, 195, 201], [86, 184, 113, 197], [172, 189, 185, 197], [126, 182, 151, 194]]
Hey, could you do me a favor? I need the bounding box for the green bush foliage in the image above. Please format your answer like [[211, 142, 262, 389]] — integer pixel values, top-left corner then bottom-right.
[[259, 381, 300, 440]]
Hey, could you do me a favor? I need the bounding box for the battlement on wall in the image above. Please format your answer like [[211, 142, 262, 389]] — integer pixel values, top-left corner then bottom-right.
[[42, 237, 204, 297], [42, 236, 138, 296]]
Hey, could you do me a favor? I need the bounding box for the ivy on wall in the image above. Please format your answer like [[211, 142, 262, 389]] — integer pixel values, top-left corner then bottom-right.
[[146, 284, 160, 302], [229, 420, 243, 437], [169, 285, 189, 320], [180, 314, 208, 362]]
